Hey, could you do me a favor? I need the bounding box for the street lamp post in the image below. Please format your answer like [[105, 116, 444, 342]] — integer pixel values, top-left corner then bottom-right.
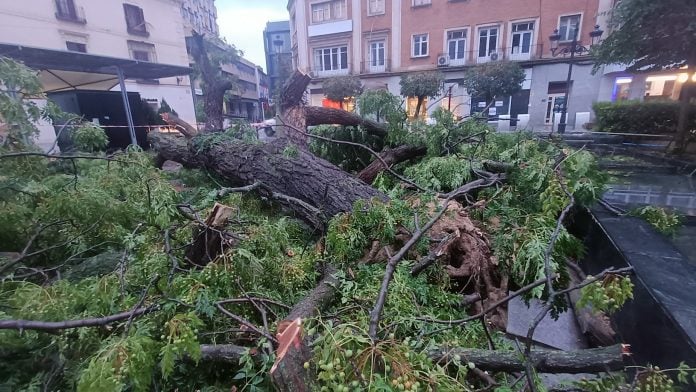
[[548, 24, 604, 134]]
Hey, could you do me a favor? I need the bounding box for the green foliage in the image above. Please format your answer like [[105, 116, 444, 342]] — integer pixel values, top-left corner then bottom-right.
[[233, 340, 275, 392], [326, 199, 417, 265], [323, 76, 364, 102], [0, 57, 50, 149], [578, 274, 634, 313], [72, 122, 109, 152], [399, 72, 444, 116], [471, 135, 607, 298], [629, 206, 683, 235], [387, 111, 492, 156], [593, 100, 696, 134], [592, 0, 696, 73], [461, 61, 526, 102], [577, 363, 696, 392], [399, 72, 444, 100], [358, 89, 404, 123], [403, 156, 472, 192], [283, 144, 299, 158], [0, 57, 640, 390], [309, 125, 385, 172]]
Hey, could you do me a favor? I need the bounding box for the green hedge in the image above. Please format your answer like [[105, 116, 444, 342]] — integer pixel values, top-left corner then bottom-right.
[[593, 100, 696, 134]]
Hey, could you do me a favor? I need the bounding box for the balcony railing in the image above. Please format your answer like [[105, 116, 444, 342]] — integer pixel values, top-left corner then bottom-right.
[[55, 5, 86, 24], [360, 60, 391, 74], [435, 44, 586, 67], [310, 66, 351, 78]]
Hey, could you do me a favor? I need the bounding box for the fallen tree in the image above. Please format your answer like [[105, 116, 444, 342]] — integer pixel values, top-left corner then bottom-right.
[[2, 57, 657, 392]]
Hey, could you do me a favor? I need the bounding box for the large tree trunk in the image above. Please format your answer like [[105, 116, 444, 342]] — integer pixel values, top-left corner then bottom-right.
[[189, 32, 236, 132], [202, 343, 626, 375], [148, 132, 386, 225], [429, 344, 626, 374], [204, 82, 233, 132], [305, 106, 388, 137]]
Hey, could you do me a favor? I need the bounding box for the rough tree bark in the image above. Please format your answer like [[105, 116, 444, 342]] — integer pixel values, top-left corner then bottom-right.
[[149, 132, 386, 224], [429, 344, 626, 374], [201, 342, 626, 375], [149, 70, 393, 226], [189, 32, 236, 132]]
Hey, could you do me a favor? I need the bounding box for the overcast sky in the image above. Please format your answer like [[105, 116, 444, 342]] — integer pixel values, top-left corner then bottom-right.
[[217, 0, 290, 73]]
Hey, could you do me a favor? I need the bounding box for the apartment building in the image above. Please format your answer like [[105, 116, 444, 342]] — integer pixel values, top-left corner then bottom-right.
[[263, 21, 293, 93], [180, 0, 219, 37], [288, 0, 618, 130], [0, 0, 197, 128], [222, 57, 269, 122]]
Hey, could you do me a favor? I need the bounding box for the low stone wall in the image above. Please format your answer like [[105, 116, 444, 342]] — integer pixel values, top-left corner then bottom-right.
[[569, 206, 696, 368]]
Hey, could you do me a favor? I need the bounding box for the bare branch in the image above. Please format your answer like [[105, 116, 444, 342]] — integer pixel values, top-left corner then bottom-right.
[[215, 302, 278, 344], [0, 306, 155, 331]]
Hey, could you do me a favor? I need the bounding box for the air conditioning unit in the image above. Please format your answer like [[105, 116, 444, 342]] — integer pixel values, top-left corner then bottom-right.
[[489, 52, 501, 61], [437, 55, 450, 67]]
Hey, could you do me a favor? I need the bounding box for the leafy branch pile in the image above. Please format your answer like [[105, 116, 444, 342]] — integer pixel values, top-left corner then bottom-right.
[[1, 58, 693, 392]]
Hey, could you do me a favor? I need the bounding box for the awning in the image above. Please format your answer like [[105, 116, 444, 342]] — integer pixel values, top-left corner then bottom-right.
[[0, 43, 191, 92], [0, 43, 192, 145]]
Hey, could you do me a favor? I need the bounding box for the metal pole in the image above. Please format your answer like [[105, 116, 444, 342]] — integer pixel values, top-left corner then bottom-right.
[[116, 67, 138, 146], [558, 25, 578, 134]]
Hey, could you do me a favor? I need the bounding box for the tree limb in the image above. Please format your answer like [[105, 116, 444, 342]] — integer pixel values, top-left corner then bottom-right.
[[305, 106, 388, 138], [429, 344, 626, 374], [0, 306, 155, 331]]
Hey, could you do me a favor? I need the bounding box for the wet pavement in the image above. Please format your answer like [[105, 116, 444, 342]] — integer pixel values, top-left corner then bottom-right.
[[602, 168, 696, 265]]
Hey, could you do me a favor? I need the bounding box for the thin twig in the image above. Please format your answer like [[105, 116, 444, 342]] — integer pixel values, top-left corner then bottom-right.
[[215, 302, 278, 344], [125, 275, 160, 333]]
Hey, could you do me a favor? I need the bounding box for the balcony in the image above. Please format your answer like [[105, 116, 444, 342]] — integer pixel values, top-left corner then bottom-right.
[[55, 5, 86, 24], [311, 66, 351, 78], [360, 60, 391, 74], [436, 45, 552, 67]]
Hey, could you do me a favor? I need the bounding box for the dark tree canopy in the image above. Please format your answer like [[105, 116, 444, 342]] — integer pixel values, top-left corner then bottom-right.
[[322, 75, 364, 103], [592, 0, 696, 72], [592, 0, 696, 152], [461, 61, 526, 103], [399, 71, 444, 119]]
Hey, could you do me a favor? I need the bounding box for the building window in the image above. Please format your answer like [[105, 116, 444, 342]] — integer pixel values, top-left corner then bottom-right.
[[313, 46, 349, 75], [368, 0, 385, 15], [66, 41, 86, 53], [412, 34, 429, 57], [510, 22, 534, 60], [128, 40, 156, 62], [55, 0, 85, 23], [311, 0, 346, 23], [369, 40, 386, 72], [558, 14, 581, 41], [447, 30, 467, 64], [612, 77, 632, 102], [407, 97, 427, 119], [478, 27, 498, 60], [412, 0, 431, 6], [124, 4, 148, 36]]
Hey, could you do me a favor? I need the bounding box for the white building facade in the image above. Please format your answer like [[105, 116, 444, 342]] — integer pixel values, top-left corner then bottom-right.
[[0, 0, 196, 127]]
